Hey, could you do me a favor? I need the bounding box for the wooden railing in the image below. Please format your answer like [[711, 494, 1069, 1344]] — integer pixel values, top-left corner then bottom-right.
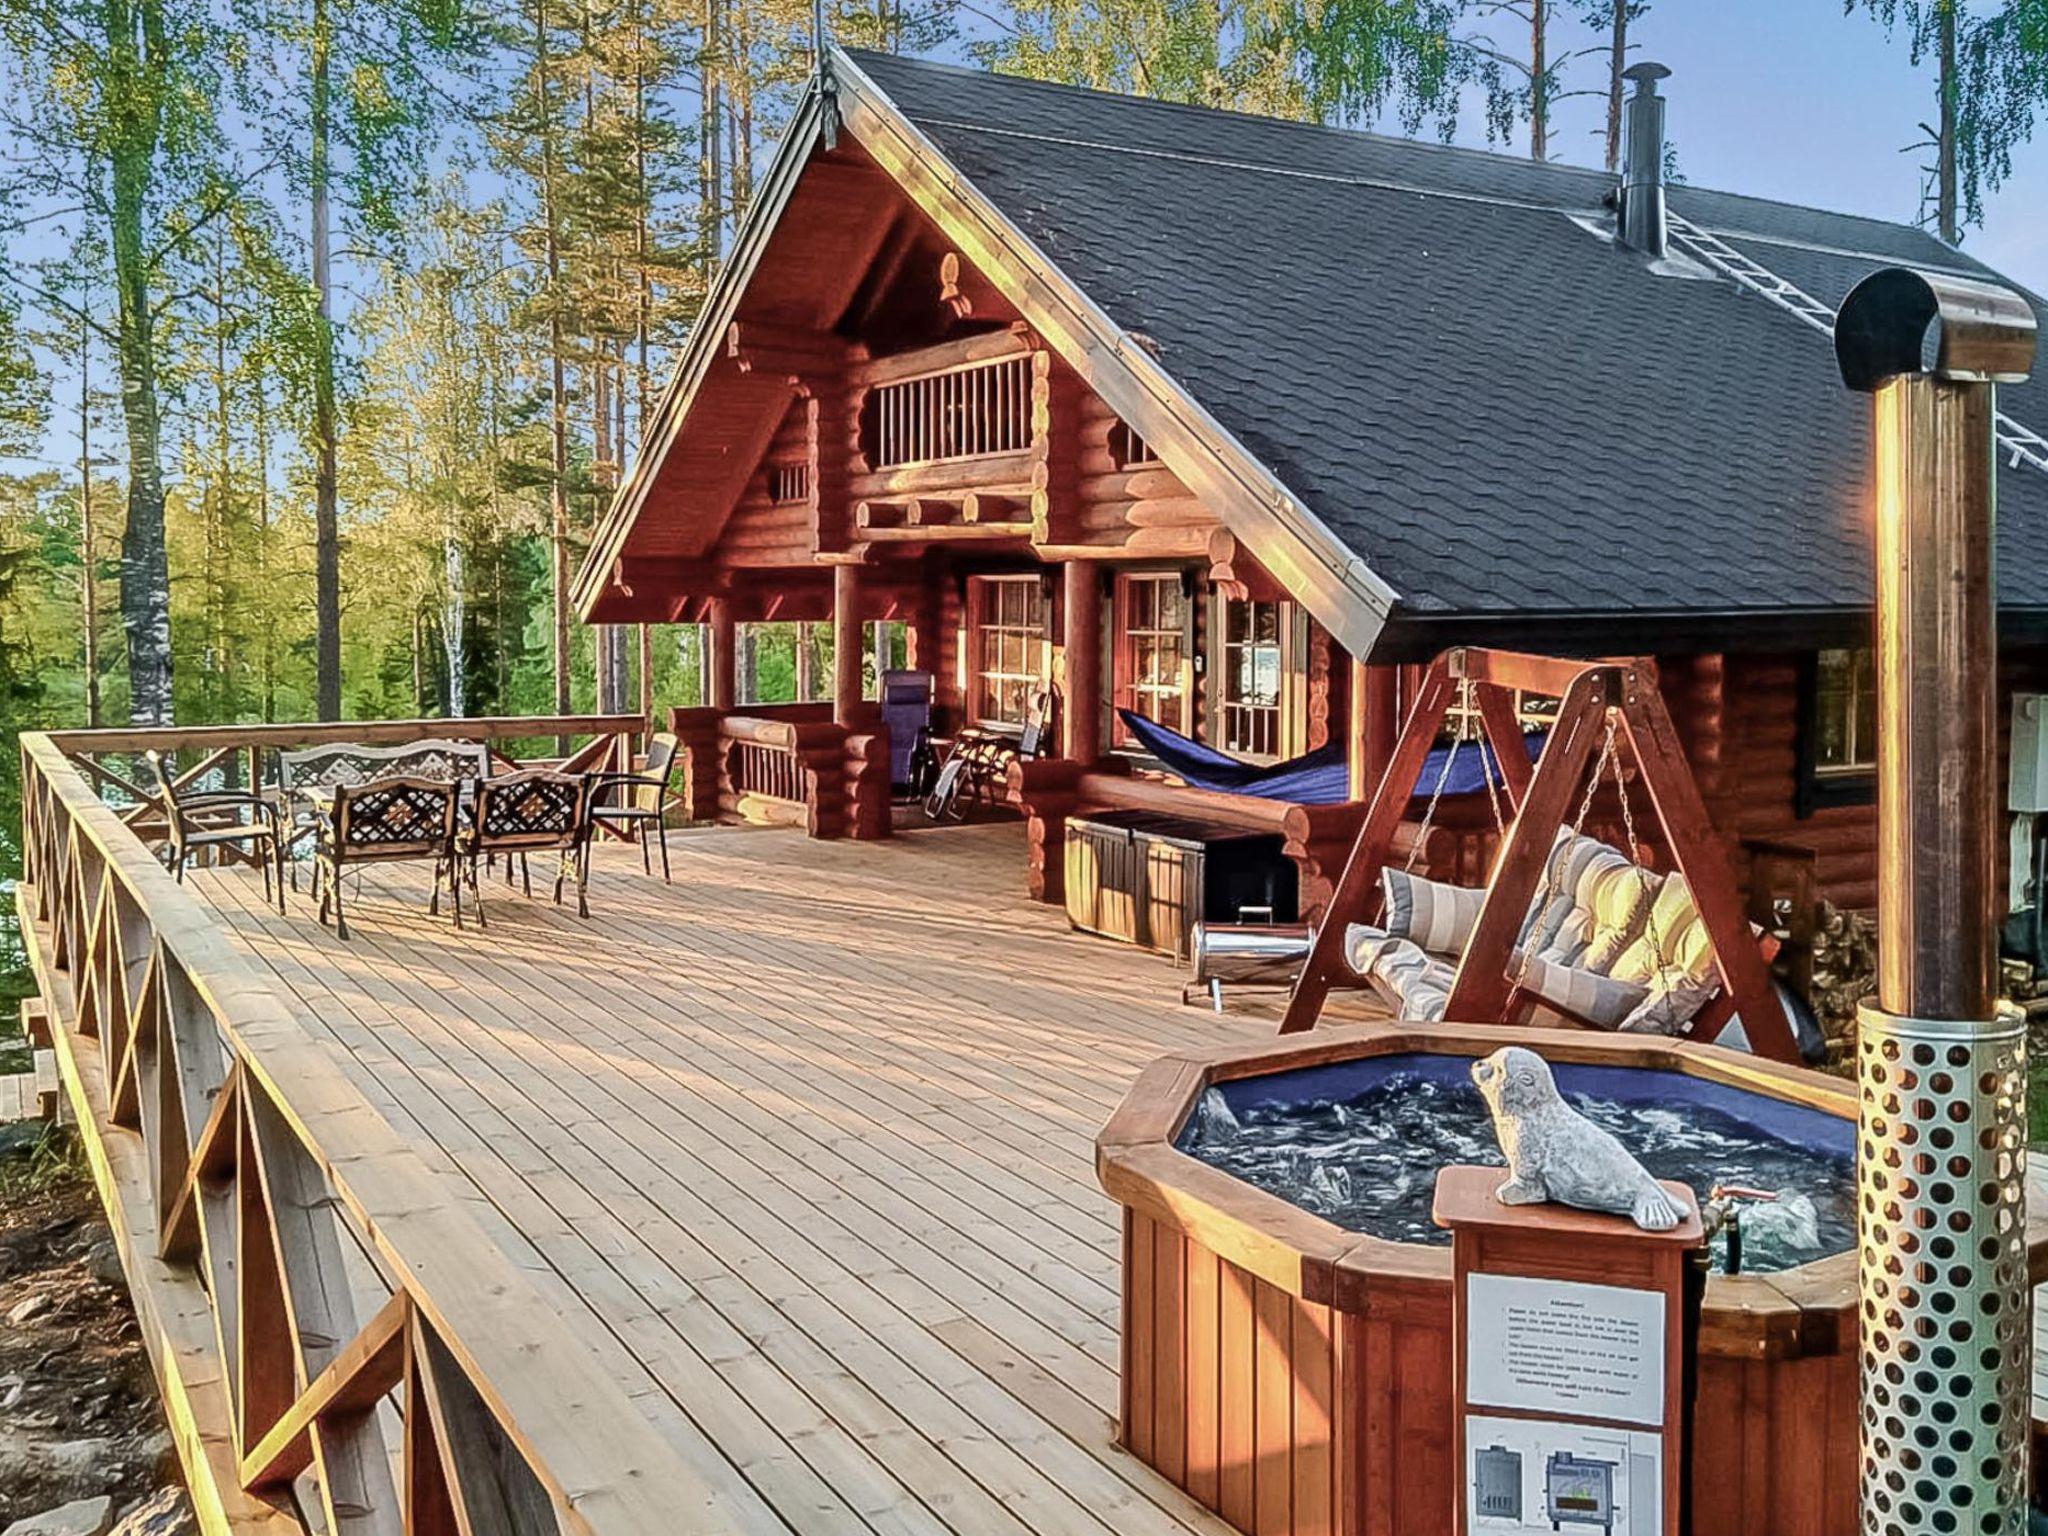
[[54, 714, 645, 842], [868, 350, 1034, 469], [671, 705, 891, 841], [17, 718, 733, 1536]]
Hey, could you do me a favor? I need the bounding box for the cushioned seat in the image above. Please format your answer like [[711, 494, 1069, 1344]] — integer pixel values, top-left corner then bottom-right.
[[1346, 834, 1727, 1036]]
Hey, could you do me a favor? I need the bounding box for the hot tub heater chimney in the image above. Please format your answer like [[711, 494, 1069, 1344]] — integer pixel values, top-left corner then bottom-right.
[[1835, 269, 2036, 1536]]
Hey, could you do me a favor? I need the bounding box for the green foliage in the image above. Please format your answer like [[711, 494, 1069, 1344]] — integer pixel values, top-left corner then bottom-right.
[[1850, 0, 2048, 239]]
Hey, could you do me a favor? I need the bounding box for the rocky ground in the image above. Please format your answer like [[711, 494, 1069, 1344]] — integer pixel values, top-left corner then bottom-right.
[[0, 1120, 195, 1536]]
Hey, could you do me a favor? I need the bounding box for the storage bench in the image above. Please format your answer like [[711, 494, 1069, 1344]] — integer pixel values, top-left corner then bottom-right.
[[1063, 809, 1297, 960]]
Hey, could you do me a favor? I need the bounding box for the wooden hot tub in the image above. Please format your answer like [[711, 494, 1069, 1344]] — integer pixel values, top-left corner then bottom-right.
[[1097, 1021, 2047, 1536]]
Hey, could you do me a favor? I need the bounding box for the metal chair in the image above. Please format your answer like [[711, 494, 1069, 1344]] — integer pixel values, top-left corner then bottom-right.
[[310, 776, 461, 940], [145, 749, 284, 912], [276, 739, 490, 887], [586, 733, 679, 883], [456, 770, 592, 924], [923, 686, 1056, 821]]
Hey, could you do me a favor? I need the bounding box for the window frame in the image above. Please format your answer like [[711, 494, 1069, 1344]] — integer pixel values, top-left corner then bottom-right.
[[966, 574, 1050, 731], [1209, 593, 1305, 761], [1795, 646, 1878, 817], [1112, 570, 1195, 746]]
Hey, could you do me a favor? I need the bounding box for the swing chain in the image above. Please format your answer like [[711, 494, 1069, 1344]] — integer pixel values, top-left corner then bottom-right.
[[1404, 676, 1471, 874], [1609, 716, 1674, 995]]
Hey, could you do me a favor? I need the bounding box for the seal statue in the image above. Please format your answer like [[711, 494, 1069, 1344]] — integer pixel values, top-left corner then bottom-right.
[[1470, 1046, 1684, 1232]]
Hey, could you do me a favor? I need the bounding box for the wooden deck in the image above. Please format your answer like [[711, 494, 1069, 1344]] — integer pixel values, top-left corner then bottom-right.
[[187, 821, 1267, 1536]]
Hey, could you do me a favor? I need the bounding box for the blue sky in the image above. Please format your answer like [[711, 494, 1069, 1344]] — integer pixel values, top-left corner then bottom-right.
[[946, 2, 2045, 291]]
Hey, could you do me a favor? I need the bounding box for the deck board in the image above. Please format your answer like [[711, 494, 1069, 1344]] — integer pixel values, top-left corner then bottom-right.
[[192, 822, 1264, 1536]]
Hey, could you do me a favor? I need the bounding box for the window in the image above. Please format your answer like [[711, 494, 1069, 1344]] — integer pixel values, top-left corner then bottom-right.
[[1115, 572, 1191, 740], [1796, 646, 1878, 815], [864, 619, 908, 698], [970, 575, 1048, 727], [1442, 686, 1560, 743], [1218, 598, 1285, 757], [1109, 420, 1161, 470]]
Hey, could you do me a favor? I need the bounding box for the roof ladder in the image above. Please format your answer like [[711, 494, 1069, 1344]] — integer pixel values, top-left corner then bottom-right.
[[1667, 211, 2048, 476]]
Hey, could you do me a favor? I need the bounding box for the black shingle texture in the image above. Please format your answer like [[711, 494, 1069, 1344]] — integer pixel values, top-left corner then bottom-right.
[[846, 50, 2048, 622]]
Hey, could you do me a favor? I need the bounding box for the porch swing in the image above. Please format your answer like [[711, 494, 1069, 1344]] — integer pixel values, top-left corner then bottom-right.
[[1279, 648, 1804, 1065]]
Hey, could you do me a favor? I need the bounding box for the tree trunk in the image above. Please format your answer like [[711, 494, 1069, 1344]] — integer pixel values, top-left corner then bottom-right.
[[1529, 0, 1548, 161], [1936, 0, 1958, 244], [1603, 0, 1627, 174], [537, 0, 572, 725], [702, 0, 723, 263], [77, 321, 101, 729], [111, 115, 173, 726], [256, 365, 276, 722], [311, 0, 342, 719]]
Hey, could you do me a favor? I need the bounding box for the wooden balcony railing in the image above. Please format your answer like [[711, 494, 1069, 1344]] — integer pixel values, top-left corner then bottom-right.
[[670, 705, 891, 841], [17, 716, 734, 1536]]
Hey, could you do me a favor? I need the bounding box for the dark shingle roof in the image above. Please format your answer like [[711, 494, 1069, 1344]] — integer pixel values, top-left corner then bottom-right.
[[845, 50, 2048, 622]]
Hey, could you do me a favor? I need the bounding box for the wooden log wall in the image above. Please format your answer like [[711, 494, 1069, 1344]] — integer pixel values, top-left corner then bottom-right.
[[1662, 647, 2047, 913], [1058, 389, 1224, 559], [713, 398, 819, 567]]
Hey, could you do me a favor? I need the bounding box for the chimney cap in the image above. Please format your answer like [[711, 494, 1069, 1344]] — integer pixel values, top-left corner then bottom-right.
[[1835, 267, 2036, 391], [1623, 61, 1672, 88]]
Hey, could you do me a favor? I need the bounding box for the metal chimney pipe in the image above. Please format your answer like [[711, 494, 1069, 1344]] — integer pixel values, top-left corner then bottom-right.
[[1619, 62, 1671, 257], [1835, 267, 2036, 1536]]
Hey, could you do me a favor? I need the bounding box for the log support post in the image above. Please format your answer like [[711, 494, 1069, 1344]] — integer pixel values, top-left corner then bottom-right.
[[708, 597, 737, 713], [1061, 562, 1101, 765], [833, 564, 863, 727]]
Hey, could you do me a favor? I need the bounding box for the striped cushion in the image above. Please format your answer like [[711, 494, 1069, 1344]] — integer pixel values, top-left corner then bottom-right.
[[1618, 976, 1719, 1035], [1379, 868, 1486, 955], [1580, 866, 1662, 974], [1541, 836, 1642, 964], [1513, 951, 1652, 1028], [1347, 929, 1454, 1022], [1611, 875, 1713, 988]]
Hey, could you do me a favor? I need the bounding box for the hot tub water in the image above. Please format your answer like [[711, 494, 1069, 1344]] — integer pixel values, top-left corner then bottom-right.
[[1177, 1053, 1854, 1273]]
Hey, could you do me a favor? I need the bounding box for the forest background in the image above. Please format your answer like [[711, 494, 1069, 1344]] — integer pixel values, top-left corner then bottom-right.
[[0, 0, 2045, 1022]]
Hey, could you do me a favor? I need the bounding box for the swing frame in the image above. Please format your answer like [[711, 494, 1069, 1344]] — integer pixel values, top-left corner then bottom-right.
[[1280, 647, 1801, 1064]]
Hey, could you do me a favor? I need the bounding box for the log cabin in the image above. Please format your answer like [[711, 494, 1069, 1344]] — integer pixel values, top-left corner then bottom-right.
[[573, 46, 2048, 944]]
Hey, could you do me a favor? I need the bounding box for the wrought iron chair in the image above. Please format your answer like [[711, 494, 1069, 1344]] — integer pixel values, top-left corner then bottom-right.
[[276, 739, 490, 888], [585, 732, 680, 883], [310, 776, 461, 940], [455, 770, 592, 924], [145, 749, 285, 912]]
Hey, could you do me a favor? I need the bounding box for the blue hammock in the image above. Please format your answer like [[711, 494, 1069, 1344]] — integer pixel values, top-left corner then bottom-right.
[[1115, 709, 1544, 806]]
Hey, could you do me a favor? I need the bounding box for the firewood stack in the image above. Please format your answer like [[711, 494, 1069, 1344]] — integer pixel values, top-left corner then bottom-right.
[[1805, 902, 1878, 1071]]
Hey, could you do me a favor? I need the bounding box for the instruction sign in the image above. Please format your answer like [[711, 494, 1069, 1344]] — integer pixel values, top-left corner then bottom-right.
[[1466, 1273, 1666, 1426]]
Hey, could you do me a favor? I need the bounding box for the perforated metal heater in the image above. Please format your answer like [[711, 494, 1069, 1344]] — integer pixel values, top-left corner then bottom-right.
[[1835, 269, 2038, 1536]]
